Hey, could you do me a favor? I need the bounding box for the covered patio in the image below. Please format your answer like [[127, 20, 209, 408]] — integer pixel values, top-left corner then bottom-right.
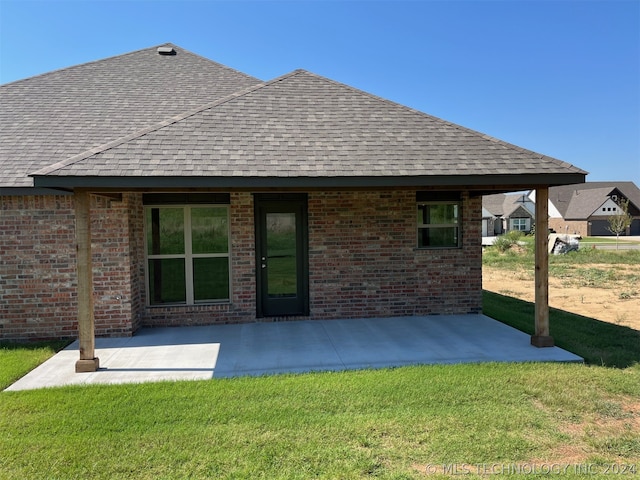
[[4, 45, 588, 375], [6, 314, 581, 391]]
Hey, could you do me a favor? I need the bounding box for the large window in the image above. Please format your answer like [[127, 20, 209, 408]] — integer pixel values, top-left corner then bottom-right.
[[145, 205, 230, 305], [417, 193, 461, 248]]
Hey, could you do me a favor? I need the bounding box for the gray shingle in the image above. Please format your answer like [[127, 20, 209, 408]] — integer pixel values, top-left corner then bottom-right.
[[0, 44, 261, 187], [483, 193, 532, 217], [550, 182, 640, 219], [32, 69, 586, 182]]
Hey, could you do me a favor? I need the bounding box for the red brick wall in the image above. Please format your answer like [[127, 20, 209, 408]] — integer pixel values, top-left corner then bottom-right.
[[90, 195, 137, 336], [1, 195, 78, 340], [126, 193, 146, 332], [308, 190, 482, 318], [2, 190, 483, 339], [548, 219, 588, 237], [1, 194, 143, 340]]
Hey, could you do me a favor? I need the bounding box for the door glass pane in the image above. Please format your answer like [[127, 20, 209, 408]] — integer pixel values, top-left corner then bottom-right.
[[191, 207, 228, 254], [146, 208, 185, 255], [148, 258, 186, 304], [193, 257, 229, 301], [266, 212, 297, 297]]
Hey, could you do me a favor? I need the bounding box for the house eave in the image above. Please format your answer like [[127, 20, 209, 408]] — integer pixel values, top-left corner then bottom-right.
[[31, 173, 587, 191], [0, 187, 73, 196]]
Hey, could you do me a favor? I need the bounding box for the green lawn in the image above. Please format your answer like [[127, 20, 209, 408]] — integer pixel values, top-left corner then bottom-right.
[[483, 236, 640, 271], [2, 244, 639, 478], [0, 340, 69, 389], [581, 236, 640, 245], [1, 361, 639, 479], [483, 291, 640, 368], [2, 306, 639, 478]]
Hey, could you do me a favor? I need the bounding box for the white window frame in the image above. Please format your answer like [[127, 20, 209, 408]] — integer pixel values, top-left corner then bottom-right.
[[144, 204, 231, 306], [511, 218, 529, 231]]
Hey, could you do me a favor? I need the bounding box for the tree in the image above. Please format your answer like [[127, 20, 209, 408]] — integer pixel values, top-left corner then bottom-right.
[[607, 198, 632, 249]]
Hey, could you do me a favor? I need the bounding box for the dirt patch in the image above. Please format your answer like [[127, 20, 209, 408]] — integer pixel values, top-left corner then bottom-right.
[[413, 398, 640, 476], [483, 264, 640, 331], [525, 396, 640, 466]]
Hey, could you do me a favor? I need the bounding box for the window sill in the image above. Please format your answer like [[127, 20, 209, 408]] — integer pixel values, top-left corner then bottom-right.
[[146, 301, 232, 309]]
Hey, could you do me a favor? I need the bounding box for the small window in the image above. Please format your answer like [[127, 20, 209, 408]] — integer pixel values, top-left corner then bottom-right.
[[145, 205, 230, 305], [417, 198, 461, 248], [511, 218, 528, 231]]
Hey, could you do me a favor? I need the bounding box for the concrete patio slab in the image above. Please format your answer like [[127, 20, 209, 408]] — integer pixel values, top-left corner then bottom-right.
[[5, 315, 582, 391]]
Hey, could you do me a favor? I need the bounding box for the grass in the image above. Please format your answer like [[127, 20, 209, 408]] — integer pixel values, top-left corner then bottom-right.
[[1, 361, 639, 479], [0, 340, 69, 389], [483, 236, 640, 270], [482, 236, 640, 368], [1, 242, 639, 478], [483, 237, 640, 292], [580, 237, 640, 245], [483, 291, 640, 368], [2, 307, 640, 480]]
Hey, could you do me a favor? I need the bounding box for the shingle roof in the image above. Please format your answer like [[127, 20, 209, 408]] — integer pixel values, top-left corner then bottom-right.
[[550, 182, 640, 219], [483, 193, 533, 218], [31, 69, 586, 188], [0, 44, 262, 188], [482, 194, 508, 216]]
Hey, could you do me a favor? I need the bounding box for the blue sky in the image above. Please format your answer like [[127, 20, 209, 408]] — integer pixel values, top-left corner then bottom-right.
[[1, 0, 638, 185]]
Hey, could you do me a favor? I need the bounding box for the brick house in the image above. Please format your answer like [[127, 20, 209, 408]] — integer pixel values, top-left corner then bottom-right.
[[532, 182, 640, 237], [1, 44, 586, 362]]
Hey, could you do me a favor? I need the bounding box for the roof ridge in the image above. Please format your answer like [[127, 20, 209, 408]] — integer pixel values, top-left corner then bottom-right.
[[1, 44, 167, 87], [168, 43, 263, 83], [296, 70, 587, 175], [1, 43, 262, 88], [30, 69, 306, 177]]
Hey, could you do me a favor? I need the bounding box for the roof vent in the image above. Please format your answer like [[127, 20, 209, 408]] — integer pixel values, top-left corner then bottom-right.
[[157, 46, 176, 56]]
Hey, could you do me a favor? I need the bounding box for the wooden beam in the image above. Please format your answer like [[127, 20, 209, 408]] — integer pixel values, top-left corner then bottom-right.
[[74, 190, 100, 372], [531, 186, 554, 347]]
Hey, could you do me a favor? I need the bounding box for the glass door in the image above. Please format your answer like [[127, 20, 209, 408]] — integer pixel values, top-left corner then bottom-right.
[[255, 195, 308, 317]]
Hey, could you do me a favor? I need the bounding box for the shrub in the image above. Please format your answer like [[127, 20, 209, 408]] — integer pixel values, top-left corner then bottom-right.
[[491, 230, 526, 253], [506, 230, 524, 242], [493, 235, 515, 253]]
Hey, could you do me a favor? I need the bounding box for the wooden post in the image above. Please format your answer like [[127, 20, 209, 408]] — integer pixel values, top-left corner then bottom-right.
[[74, 190, 100, 372], [531, 186, 554, 347]]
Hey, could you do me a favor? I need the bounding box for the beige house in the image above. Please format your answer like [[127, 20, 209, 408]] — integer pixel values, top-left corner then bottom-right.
[[482, 193, 536, 236]]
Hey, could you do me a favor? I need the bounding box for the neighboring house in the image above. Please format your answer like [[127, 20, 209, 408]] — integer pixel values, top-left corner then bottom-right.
[[482, 193, 535, 236], [529, 182, 640, 237], [0, 44, 586, 345]]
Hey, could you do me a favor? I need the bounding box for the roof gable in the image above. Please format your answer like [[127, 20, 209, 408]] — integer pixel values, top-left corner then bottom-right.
[[482, 192, 534, 217], [550, 182, 640, 219], [31, 69, 586, 188], [482, 194, 507, 216], [563, 187, 619, 219], [0, 44, 262, 188], [509, 205, 534, 218]]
